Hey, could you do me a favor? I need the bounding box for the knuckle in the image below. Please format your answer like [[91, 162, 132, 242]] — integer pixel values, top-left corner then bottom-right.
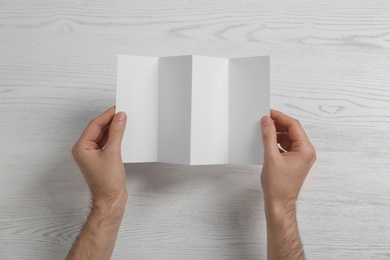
[[302, 145, 316, 161], [89, 118, 98, 127], [71, 142, 81, 158], [110, 123, 120, 132], [110, 123, 124, 136], [109, 127, 121, 137], [71, 144, 77, 156], [262, 128, 274, 139], [262, 133, 273, 142], [311, 148, 317, 161], [293, 118, 301, 126]]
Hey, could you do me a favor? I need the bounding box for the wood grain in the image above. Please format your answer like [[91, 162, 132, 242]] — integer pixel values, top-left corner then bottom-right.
[[1, 0, 390, 259]]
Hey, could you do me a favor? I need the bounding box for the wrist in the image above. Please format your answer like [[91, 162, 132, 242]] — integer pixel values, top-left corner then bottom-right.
[[91, 189, 128, 221], [264, 197, 296, 220], [264, 202, 297, 234]]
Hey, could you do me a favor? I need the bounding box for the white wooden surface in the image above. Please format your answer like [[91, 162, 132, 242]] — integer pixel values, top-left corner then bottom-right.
[[1, 1, 390, 259]]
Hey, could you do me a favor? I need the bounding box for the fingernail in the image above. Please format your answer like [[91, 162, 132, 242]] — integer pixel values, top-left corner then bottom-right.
[[261, 116, 271, 127], [116, 112, 126, 121]]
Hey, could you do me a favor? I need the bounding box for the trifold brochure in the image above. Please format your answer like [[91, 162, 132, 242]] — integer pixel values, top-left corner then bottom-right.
[[116, 55, 269, 165]]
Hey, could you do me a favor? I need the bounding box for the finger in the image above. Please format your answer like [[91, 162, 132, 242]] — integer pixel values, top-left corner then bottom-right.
[[96, 122, 111, 147], [274, 121, 287, 133], [104, 112, 127, 153], [278, 144, 288, 153], [277, 133, 292, 151], [97, 129, 110, 149], [276, 132, 286, 143], [260, 116, 280, 159], [79, 106, 116, 143], [280, 136, 292, 151], [270, 109, 310, 144]]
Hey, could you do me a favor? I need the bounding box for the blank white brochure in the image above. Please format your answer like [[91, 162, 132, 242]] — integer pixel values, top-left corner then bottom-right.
[[116, 55, 269, 165]]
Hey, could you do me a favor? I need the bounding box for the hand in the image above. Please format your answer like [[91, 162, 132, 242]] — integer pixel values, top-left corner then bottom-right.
[[260, 109, 315, 260], [71, 106, 128, 211], [67, 107, 127, 260], [260, 109, 316, 211]]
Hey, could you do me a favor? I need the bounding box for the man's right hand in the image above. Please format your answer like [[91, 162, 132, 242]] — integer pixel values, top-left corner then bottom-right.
[[260, 109, 316, 211], [260, 109, 316, 260]]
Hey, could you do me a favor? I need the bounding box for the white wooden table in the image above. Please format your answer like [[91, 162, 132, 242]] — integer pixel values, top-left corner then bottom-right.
[[1, 1, 390, 259]]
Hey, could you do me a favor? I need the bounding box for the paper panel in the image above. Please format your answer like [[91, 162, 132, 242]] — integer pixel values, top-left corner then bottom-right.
[[228, 56, 270, 165], [116, 55, 159, 162], [158, 56, 193, 165], [190, 55, 229, 165]]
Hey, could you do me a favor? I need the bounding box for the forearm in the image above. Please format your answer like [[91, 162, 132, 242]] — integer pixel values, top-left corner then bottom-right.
[[67, 198, 126, 260], [264, 201, 305, 260]]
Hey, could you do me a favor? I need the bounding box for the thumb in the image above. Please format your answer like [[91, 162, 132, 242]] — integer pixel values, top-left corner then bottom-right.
[[105, 112, 127, 153], [260, 116, 279, 159]]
